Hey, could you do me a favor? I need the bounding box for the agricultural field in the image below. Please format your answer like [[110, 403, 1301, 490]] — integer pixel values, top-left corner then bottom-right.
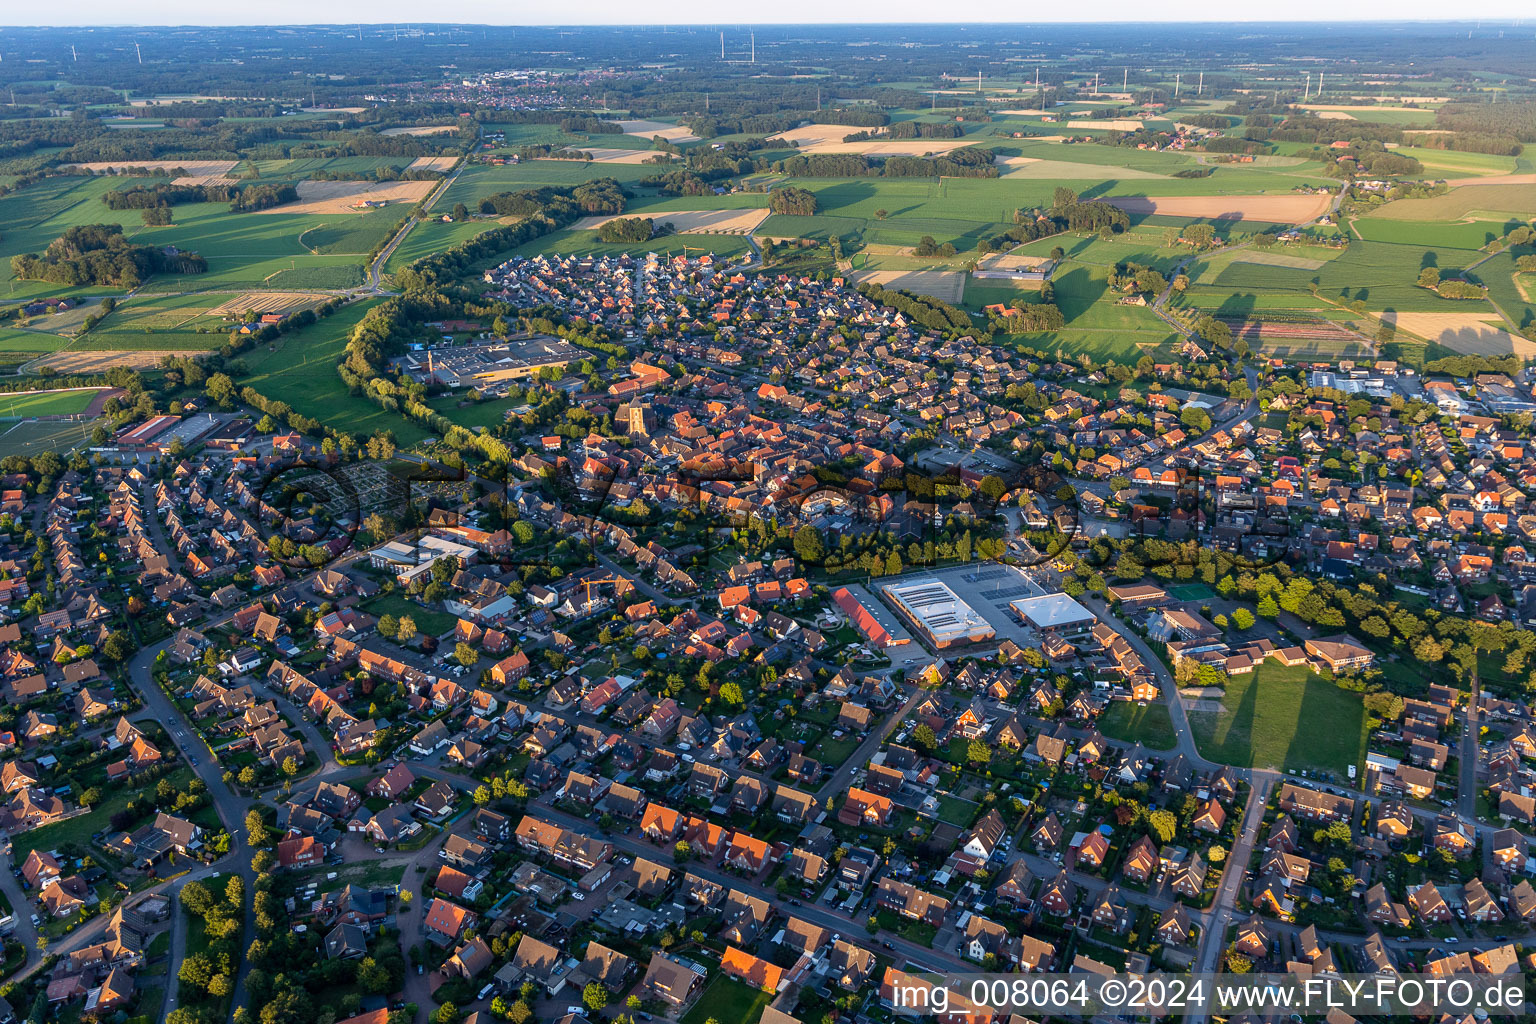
[[235, 299, 430, 446], [0, 174, 385, 299], [503, 227, 754, 263], [381, 219, 505, 276], [1177, 237, 1497, 317], [1389, 146, 1518, 179], [1359, 183, 1536, 223], [571, 208, 769, 234]]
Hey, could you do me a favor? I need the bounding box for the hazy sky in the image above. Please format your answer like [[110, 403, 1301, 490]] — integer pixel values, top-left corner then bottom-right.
[[1, 5, 1532, 26]]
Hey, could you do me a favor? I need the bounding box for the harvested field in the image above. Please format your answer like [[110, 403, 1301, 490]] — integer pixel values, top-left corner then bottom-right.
[[33, 349, 203, 373], [573, 208, 770, 235], [765, 123, 986, 157], [66, 159, 237, 176], [380, 125, 459, 136], [1440, 174, 1536, 187], [255, 179, 436, 215], [547, 148, 674, 165], [301, 106, 367, 114], [406, 156, 459, 173], [204, 292, 331, 317], [997, 157, 1166, 180], [1381, 312, 1536, 357], [1098, 193, 1332, 223], [172, 174, 241, 187], [616, 119, 701, 144], [1229, 251, 1328, 270], [975, 252, 1055, 272], [1065, 119, 1147, 131], [1300, 104, 1435, 113], [1313, 111, 1357, 120], [846, 268, 965, 304]]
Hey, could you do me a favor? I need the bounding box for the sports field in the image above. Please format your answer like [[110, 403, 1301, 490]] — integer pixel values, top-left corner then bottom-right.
[[0, 419, 97, 458], [1188, 663, 1366, 777], [0, 389, 101, 418]]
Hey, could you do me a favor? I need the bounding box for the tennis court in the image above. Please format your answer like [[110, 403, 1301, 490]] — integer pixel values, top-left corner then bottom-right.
[[1169, 583, 1215, 602]]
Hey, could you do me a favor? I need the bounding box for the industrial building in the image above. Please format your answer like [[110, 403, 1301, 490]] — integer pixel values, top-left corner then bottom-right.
[[881, 579, 994, 649], [1010, 592, 1097, 634], [391, 334, 584, 389]]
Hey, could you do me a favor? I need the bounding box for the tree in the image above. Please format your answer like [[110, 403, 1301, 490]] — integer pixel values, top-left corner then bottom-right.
[[673, 840, 691, 862], [793, 524, 825, 563], [718, 682, 745, 707], [377, 613, 399, 639], [912, 724, 937, 751], [181, 879, 214, 916], [1417, 267, 1441, 289], [967, 739, 992, 766], [245, 808, 270, 847], [454, 642, 479, 668], [583, 983, 610, 1013], [1231, 607, 1255, 631], [1148, 809, 1177, 843], [179, 952, 214, 991], [396, 615, 417, 643], [435, 1004, 462, 1024]]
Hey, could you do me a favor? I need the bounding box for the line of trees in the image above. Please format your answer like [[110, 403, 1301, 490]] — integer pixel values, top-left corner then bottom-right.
[[229, 183, 299, 212]]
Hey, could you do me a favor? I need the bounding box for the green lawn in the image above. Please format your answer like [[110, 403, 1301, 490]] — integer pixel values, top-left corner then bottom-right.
[[362, 591, 457, 638], [235, 300, 429, 446], [1098, 701, 1178, 751], [1187, 663, 1366, 777], [935, 794, 980, 827], [680, 976, 773, 1024]]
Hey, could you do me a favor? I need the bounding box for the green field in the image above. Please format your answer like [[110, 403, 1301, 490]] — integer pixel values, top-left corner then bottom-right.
[[967, 255, 1181, 361], [0, 388, 100, 418], [1188, 663, 1367, 776], [1362, 183, 1536, 223], [0, 174, 382, 299], [1098, 701, 1177, 751], [1178, 237, 1496, 315], [1390, 146, 1518, 178], [0, 418, 98, 458], [1478, 253, 1536, 337], [236, 300, 429, 446]]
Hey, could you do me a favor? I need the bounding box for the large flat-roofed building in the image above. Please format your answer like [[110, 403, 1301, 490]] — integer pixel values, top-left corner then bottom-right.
[[1011, 593, 1096, 634], [882, 579, 994, 649], [390, 334, 584, 389]]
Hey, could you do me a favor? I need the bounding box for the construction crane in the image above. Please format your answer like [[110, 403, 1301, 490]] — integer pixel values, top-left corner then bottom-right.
[[580, 575, 625, 608]]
